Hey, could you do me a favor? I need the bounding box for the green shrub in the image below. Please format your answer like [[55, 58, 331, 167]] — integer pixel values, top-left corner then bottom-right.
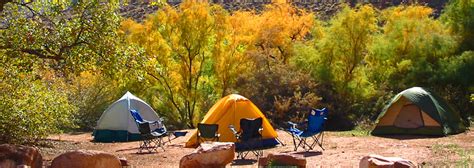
[[0, 73, 76, 144], [235, 61, 321, 127]]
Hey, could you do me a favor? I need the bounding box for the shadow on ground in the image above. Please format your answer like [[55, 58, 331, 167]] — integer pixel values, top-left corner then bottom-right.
[[374, 135, 443, 140], [281, 150, 323, 157], [116, 147, 139, 152], [231, 159, 258, 165]]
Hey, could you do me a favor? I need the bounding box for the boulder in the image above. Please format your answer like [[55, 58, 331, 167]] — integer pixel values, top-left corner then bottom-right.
[[258, 153, 306, 168], [359, 154, 416, 168], [119, 157, 129, 167], [50, 150, 121, 168], [0, 144, 42, 168], [180, 142, 235, 168]]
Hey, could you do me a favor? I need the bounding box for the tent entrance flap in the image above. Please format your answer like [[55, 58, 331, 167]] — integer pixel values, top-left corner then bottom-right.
[[394, 104, 424, 128]]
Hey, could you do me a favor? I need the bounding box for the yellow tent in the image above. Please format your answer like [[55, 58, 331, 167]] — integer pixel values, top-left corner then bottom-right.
[[185, 94, 278, 148]]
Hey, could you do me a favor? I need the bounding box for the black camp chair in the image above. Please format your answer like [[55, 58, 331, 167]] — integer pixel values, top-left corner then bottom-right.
[[229, 117, 264, 159], [197, 123, 220, 144], [131, 110, 168, 153], [137, 121, 167, 153]]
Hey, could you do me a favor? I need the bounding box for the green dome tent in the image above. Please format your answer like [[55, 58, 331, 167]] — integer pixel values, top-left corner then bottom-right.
[[93, 91, 162, 142], [372, 87, 466, 136]]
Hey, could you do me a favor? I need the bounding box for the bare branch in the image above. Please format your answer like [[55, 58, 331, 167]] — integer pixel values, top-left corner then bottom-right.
[[19, 48, 62, 61]]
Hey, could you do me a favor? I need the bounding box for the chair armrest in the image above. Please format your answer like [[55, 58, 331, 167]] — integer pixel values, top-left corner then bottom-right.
[[228, 125, 239, 138], [146, 120, 160, 124], [287, 121, 308, 130], [287, 121, 297, 127], [136, 120, 147, 124]]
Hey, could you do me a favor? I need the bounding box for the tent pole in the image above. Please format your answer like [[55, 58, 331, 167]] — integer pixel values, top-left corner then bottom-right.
[[127, 92, 131, 141]]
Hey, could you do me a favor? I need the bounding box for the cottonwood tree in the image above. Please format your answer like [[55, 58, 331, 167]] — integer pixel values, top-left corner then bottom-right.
[[120, 1, 218, 128], [0, 1, 126, 144], [317, 5, 377, 96], [367, 6, 456, 89], [241, 3, 313, 65], [211, 7, 252, 97]]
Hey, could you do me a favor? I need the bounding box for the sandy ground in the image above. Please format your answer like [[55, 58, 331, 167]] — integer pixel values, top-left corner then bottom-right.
[[42, 129, 474, 167]]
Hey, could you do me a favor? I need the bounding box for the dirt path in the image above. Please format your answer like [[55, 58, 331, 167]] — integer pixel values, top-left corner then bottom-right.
[[42, 129, 474, 167]]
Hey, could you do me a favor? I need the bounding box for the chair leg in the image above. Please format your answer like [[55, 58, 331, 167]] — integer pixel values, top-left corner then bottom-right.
[[159, 137, 165, 151], [237, 151, 248, 159], [291, 134, 298, 151], [297, 138, 305, 151], [148, 139, 156, 153], [317, 131, 325, 150], [138, 140, 144, 153], [151, 137, 165, 152], [302, 138, 311, 151], [139, 139, 151, 153], [252, 149, 263, 158], [308, 132, 325, 151]]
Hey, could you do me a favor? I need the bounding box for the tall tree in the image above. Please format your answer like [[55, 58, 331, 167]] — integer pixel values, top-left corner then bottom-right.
[[318, 5, 377, 96], [120, 1, 217, 128], [212, 7, 251, 97]]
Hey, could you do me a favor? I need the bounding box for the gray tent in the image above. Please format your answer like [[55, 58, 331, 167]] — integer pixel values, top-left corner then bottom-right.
[[93, 92, 161, 142]]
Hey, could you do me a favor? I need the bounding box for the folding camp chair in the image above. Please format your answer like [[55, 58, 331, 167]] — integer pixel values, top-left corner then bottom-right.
[[130, 110, 168, 153], [197, 123, 220, 144], [229, 117, 264, 159], [137, 122, 167, 153], [286, 108, 328, 152]]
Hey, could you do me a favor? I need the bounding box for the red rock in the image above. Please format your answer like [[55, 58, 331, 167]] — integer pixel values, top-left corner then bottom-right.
[[119, 157, 129, 166], [180, 142, 235, 168], [359, 154, 416, 168], [0, 144, 42, 168], [50, 150, 121, 168], [258, 153, 306, 168]]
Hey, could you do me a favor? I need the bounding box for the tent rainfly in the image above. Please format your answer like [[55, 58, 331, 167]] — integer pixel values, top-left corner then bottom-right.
[[372, 87, 467, 136], [93, 91, 161, 142]]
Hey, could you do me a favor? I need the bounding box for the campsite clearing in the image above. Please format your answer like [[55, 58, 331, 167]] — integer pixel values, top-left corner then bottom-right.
[[43, 128, 474, 167]]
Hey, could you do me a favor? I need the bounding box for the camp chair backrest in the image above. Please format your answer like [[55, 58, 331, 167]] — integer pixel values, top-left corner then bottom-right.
[[130, 110, 144, 123], [307, 108, 328, 133], [138, 122, 151, 135], [239, 117, 263, 142], [198, 123, 219, 139]]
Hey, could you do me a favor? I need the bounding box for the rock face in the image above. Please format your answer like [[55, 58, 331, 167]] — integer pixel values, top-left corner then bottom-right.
[[180, 142, 235, 168], [258, 153, 306, 168], [0, 144, 42, 168], [359, 154, 416, 168], [50, 150, 121, 168]]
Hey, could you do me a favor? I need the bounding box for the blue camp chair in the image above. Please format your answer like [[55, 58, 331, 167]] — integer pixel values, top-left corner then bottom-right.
[[286, 108, 328, 151], [229, 117, 264, 159], [130, 110, 159, 126], [130, 110, 168, 153]]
